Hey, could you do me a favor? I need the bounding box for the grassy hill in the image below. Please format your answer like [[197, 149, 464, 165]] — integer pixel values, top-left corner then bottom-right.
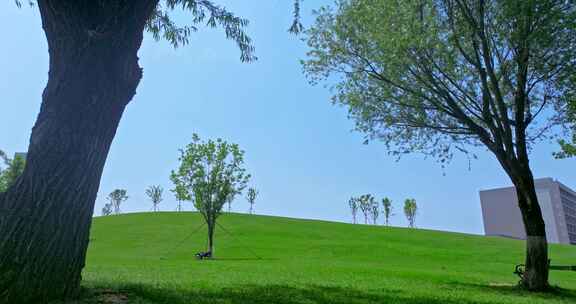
[[71, 212, 576, 303]]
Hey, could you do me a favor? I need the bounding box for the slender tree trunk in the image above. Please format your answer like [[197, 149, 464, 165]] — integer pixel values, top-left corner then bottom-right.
[[0, 1, 158, 303], [207, 224, 215, 254], [511, 171, 549, 291]]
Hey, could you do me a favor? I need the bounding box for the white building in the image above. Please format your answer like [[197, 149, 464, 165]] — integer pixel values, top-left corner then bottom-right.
[[479, 178, 576, 245]]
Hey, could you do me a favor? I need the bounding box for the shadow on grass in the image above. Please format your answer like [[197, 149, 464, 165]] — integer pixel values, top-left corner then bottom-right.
[[158, 258, 277, 262], [63, 282, 576, 304], [457, 282, 576, 302], [203, 258, 278, 261]]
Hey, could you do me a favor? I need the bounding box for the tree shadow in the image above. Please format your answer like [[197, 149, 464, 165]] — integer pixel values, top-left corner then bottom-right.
[[63, 282, 575, 304], [87, 285, 438, 304], [206, 257, 278, 261], [456, 282, 576, 302]]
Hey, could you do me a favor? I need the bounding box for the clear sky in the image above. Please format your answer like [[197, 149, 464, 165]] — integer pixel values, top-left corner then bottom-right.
[[1, 1, 575, 235]]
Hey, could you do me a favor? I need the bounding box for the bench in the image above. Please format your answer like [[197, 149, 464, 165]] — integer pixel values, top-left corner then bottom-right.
[[514, 261, 575, 280], [195, 251, 212, 260]]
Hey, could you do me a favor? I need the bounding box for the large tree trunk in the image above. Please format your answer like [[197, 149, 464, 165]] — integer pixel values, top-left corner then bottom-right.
[[0, 1, 158, 303], [512, 171, 549, 291]]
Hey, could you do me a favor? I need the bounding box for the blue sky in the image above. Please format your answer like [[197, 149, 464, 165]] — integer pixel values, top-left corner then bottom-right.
[[1, 1, 575, 235]]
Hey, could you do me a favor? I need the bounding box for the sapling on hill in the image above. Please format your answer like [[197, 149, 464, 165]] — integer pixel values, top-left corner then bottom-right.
[[101, 203, 113, 216], [404, 199, 418, 228], [358, 194, 375, 225], [172, 183, 187, 212], [382, 197, 393, 226], [246, 187, 259, 214], [107, 189, 129, 215], [371, 200, 380, 225], [348, 197, 359, 224], [171, 134, 250, 255], [146, 185, 164, 212]]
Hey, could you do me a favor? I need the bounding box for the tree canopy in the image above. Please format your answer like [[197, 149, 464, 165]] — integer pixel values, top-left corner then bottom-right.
[[303, 0, 575, 164], [15, 0, 304, 62], [555, 85, 576, 158]]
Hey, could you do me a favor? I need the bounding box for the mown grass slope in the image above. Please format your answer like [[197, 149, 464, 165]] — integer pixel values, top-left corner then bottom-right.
[[71, 212, 576, 303]]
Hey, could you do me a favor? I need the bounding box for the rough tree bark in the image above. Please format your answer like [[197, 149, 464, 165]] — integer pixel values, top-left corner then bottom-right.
[[493, 149, 550, 291], [512, 169, 549, 291], [0, 1, 159, 303]]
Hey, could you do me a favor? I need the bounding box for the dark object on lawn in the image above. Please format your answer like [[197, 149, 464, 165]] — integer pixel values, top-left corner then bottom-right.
[[515, 261, 576, 280], [195, 251, 212, 260]]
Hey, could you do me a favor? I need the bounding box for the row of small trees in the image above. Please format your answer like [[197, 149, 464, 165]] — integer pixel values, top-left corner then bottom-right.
[[348, 195, 418, 228], [101, 189, 129, 216], [101, 184, 259, 216], [101, 186, 167, 216]]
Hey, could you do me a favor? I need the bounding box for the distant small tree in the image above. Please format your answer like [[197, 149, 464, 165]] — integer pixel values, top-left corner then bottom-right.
[[370, 200, 379, 225], [0, 150, 9, 192], [101, 203, 113, 216], [107, 189, 129, 215], [246, 187, 259, 214], [348, 197, 359, 224], [226, 195, 233, 213], [0, 150, 7, 164], [0, 153, 26, 193], [172, 183, 187, 212], [382, 197, 393, 226], [404, 199, 418, 228], [146, 185, 164, 212], [358, 194, 375, 224], [171, 134, 250, 254], [225, 188, 243, 212], [0, 150, 8, 172]]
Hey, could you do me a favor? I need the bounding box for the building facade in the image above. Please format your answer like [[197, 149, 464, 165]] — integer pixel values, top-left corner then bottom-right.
[[479, 178, 576, 245]]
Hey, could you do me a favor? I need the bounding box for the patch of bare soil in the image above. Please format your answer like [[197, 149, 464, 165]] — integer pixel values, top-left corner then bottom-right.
[[488, 282, 516, 287], [95, 290, 129, 304]]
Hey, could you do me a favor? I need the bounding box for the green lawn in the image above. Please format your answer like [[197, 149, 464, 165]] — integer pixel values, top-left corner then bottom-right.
[[65, 212, 576, 303]]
